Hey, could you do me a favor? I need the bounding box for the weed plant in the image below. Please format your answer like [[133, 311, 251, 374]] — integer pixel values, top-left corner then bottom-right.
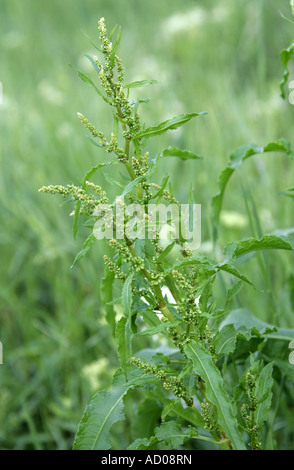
[[39, 17, 294, 450]]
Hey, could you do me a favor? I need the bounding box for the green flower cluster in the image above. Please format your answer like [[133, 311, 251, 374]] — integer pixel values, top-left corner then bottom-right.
[[240, 372, 261, 450], [109, 238, 145, 272], [103, 255, 127, 281], [38, 183, 107, 215], [77, 113, 108, 145], [98, 18, 141, 137], [172, 269, 201, 325], [201, 401, 218, 433], [131, 357, 193, 407]]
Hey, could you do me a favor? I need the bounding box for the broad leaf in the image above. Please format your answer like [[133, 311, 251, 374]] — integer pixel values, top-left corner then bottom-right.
[[184, 341, 246, 450], [128, 421, 182, 450], [73, 372, 132, 450], [141, 309, 162, 329], [73, 365, 156, 450], [225, 234, 294, 260], [214, 324, 242, 355], [128, 421, 213, 450], [132, 398, 163, 440], [220, 308, 294, 342]]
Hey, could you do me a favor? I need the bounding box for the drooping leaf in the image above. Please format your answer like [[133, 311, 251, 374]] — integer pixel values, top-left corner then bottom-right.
[[225, 234, 294, 260], [220, 308, 275, 338], [134, 112, 207, 140], [217, 262, 255, 287], [184, 341, 246, 450], [220, 308, 294, 342], [212, 139, 294, 241], [214, 318, 268, 356]]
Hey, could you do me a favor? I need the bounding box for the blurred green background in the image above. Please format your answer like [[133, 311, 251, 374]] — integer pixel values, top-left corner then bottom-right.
[[0, 0, 293, 449]]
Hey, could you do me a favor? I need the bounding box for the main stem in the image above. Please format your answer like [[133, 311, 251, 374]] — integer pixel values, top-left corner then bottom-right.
[[115, 83, 232, 451]]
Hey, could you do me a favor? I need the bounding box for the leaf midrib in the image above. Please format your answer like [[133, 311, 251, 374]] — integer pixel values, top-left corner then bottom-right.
[[186, 342, 244, 450], [91, 386, 128, 450]]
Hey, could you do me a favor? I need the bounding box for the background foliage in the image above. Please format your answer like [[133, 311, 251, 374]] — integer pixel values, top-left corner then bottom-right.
[[0, 0, 293, 449]]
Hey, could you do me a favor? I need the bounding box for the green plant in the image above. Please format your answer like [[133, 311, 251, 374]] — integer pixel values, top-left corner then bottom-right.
[[39, 17, 294, 450], [280, 3, 294, 99]]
